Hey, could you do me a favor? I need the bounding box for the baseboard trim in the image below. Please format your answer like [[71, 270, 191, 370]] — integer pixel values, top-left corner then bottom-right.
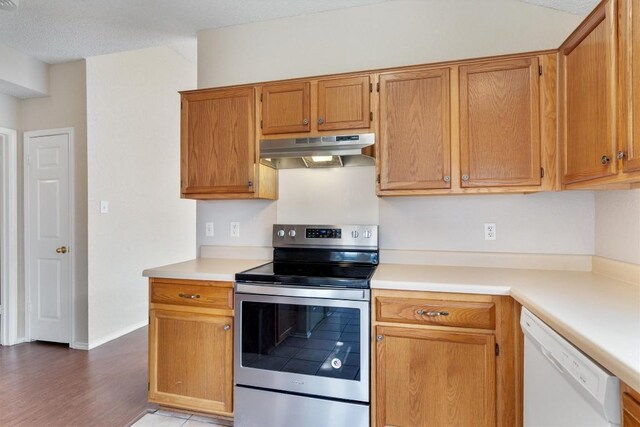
[[88, 320, 148, 350], [379, 249, 592, 271], [70, 341, 89, 350], [592, 256, 640, 286]]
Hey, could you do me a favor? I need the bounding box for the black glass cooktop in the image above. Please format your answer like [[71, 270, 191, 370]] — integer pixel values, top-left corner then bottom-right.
[[235, 261, 377, 289]]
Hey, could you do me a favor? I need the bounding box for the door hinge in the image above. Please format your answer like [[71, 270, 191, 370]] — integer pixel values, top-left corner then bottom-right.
[[369, 83, 373, 93], [495, 343, 500, 356], [540, 167, 545, 178], [538, 65, 543, 76], [376, 82, 380, 92], [370, 111, 373, 121]]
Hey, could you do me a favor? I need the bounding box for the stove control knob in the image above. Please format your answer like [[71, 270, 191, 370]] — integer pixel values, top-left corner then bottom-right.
[[363, 230, 372, 238], [351, 231, 359, 238], [277, 229, 285, 238], [288, 230, 296, 238]]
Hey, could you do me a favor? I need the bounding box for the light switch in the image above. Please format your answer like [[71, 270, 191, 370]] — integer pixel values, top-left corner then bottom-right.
[[100, 200, 109, 214]]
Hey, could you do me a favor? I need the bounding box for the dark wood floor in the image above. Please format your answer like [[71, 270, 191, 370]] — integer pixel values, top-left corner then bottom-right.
[[0, 326, 151, 427]]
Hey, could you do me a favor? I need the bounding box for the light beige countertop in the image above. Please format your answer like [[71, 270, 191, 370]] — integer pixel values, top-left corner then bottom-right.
[[372, 264, 640, 391], [142, 257, 640, 391], [142, 258, 268, 282]]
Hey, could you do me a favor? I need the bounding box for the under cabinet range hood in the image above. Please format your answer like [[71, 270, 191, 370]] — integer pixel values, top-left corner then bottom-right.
[[260, 133, 375, 169]]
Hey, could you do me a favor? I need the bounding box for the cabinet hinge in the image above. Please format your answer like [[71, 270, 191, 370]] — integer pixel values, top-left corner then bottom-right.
[[540, 167, 545, 178], [377, 173, 381, 183], [26, 155, 31, 165], [495, 343, 500, 356], [148, 382, 150, 391], [260, 120, 263, 129], [260, 93, 263, 102], [538, 65, 543, 76], [370, 111, 373, 121], [369, 83, 373, 93], [376, 82, 380, 92]]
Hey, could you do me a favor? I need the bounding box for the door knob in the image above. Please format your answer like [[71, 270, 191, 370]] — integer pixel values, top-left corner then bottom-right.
[[56, 246, 68, 254]]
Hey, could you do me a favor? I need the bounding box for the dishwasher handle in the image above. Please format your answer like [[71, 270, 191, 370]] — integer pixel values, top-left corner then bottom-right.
[[541, 345, 564, 374]]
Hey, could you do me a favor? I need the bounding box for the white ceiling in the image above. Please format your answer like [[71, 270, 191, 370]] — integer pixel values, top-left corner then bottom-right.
[[0, 0, 598, 65]]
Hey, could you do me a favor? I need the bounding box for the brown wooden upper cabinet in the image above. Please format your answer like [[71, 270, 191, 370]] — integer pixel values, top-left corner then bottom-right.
[[317, 76, 370, 131], [180, 87, 277, 200], [459, 58, 541, 188], [260, 75, 372, 137], [378, 68, 451, 191], [620, 0, 640, 174], [560, 0, 618, 184], [261, 82, 311, 135]]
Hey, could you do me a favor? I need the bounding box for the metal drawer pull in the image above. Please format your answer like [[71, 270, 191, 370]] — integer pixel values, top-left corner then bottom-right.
[[416, 309, 449, 317], [178, 293, 200, 299], [223, 324, 231, 331]]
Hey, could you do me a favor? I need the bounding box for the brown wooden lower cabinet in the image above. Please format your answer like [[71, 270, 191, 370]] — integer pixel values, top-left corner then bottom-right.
[[148, 278, 234, 416], [622, 382, 640, 427], [372, 289, 519, 427]]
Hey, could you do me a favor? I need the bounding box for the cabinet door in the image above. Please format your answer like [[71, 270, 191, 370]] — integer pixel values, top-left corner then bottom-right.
[[261, 82, 310, 135], [560, 0, 617, 183], [379, 68, 451, 191], [317, 76, 370, 131], [181, 87, 255, 197], [459, 58, 541, 188], [149, 310, 234, 415], [376, 325, 496, 427], [620, 0, 640, 173], [622, 383, 640, 427]]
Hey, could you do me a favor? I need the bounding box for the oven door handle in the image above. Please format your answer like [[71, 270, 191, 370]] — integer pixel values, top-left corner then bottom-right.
[[235, 282, 370, 301]]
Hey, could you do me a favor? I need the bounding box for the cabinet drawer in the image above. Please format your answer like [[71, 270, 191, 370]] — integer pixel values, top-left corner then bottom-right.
[[375, 297, 495, 329], [150, 279, 233, 310]]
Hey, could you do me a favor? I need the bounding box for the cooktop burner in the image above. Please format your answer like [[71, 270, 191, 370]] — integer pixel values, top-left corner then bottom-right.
[[234, 224, 379, 289], [235, 261, 377, 288]]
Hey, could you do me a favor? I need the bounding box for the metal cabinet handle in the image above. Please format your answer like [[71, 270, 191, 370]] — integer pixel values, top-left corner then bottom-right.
[[302, 118, 309, 125], [317, 117, 325, 125], [461, 174, 469, 181], [443, 175, 451, 182], [56, 246, 68, 254], [376, 334, 384, 342], [178, 293, 200, 299], [416, 309, 449, 317], [223, 324, 231, 331], [617, 151, 627, 160], [601, 155, 610, 165]]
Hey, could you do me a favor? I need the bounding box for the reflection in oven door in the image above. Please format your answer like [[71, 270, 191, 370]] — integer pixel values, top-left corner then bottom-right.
[[241, 301, 361, 381]]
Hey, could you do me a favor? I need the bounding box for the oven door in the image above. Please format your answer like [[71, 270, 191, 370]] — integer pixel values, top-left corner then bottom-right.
[[234, 286, 370, 403]]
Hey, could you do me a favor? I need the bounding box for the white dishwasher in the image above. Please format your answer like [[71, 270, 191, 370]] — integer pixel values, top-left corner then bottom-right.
[[521, 307, 620, 427]]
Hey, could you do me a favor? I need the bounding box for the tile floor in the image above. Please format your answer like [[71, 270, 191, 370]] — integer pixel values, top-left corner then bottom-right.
[[130, 409, 232, 427]]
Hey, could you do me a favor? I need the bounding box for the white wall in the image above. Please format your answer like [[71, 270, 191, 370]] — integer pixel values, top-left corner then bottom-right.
[[198, 0, 582, 88], [20, 61, 88, 345], [195, 0, 595, 257], [0, 41, 49, 98], [0, 93, 20, 129], [86, 46, 197, 347], [595, 190, 640, 265]]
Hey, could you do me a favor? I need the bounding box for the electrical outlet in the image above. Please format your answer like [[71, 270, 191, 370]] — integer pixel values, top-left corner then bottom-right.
[[484, 223, 496, 240], [230, 222, 240, 237], [205, 222, 214, 237]]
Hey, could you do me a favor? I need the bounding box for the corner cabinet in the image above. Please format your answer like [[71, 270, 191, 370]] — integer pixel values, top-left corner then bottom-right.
[[148, 278, 234, 416], [372, 290, 518, 427], [180, 87, 277, 200], [560, 0, 640, 188], [376, 52, 557, 196]]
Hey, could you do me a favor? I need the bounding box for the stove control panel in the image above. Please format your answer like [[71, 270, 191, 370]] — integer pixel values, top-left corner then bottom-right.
[[273, 224, 378, 249]]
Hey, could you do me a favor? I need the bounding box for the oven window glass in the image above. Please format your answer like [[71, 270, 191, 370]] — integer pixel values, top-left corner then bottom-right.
[[241, 302, 362, 381]]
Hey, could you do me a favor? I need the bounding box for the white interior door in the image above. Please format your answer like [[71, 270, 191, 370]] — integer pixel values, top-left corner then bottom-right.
[[26, 132, 71, 343]]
